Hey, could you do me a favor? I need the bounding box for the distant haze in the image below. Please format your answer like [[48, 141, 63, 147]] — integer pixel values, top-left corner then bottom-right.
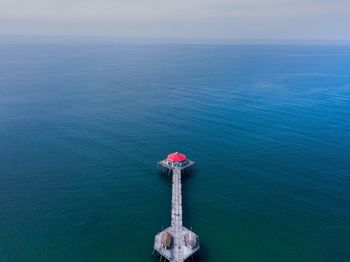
[[1, 0, 350, 41]]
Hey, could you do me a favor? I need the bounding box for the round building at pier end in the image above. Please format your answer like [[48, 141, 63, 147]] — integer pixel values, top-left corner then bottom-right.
[[166, 152, 188, 168], [158, 151, 194, 170]]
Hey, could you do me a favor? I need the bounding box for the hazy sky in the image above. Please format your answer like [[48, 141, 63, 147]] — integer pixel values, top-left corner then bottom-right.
[[1, 0, 350, 40]]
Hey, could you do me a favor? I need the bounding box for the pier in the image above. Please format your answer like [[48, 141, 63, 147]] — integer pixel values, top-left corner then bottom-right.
[[154, 152, 200, 262]]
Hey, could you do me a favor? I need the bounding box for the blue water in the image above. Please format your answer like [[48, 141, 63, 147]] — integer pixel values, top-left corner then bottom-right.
[[0, 39, 349, 261]]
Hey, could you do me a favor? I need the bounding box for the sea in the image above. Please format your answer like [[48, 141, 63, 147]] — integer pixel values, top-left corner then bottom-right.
[[0, 37, 349, 261]]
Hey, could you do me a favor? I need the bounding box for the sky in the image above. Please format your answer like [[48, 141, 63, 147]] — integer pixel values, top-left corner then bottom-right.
[[1, 0, 350, 41]]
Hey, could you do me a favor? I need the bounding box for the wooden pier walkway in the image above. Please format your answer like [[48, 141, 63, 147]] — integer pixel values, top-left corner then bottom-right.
[[154, 154, 199, 262], [171, 168, 183, 261]]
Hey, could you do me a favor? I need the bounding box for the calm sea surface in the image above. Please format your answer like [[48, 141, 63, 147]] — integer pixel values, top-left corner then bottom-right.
[[0, 39, 349, 261]]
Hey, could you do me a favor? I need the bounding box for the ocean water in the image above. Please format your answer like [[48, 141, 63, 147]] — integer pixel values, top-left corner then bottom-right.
[[0, 39, 349, 262]]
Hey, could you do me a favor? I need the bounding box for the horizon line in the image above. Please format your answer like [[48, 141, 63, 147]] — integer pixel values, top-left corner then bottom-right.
[[1, 34, 350, 45]]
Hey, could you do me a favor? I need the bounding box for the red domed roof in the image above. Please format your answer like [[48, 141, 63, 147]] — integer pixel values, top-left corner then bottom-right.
[[167, 152, 187, 163]]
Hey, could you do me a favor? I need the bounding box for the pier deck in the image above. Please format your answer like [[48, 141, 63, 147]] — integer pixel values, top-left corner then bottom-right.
[[154, 154, 199, 262], [171, 169, 183, 261]]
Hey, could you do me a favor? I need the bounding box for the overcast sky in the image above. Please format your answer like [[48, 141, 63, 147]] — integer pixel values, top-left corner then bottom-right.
[[1, 0, 350, 41]]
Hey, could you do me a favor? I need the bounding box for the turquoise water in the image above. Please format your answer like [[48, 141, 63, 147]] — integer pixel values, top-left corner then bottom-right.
[[0, 39, 349, 261]]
